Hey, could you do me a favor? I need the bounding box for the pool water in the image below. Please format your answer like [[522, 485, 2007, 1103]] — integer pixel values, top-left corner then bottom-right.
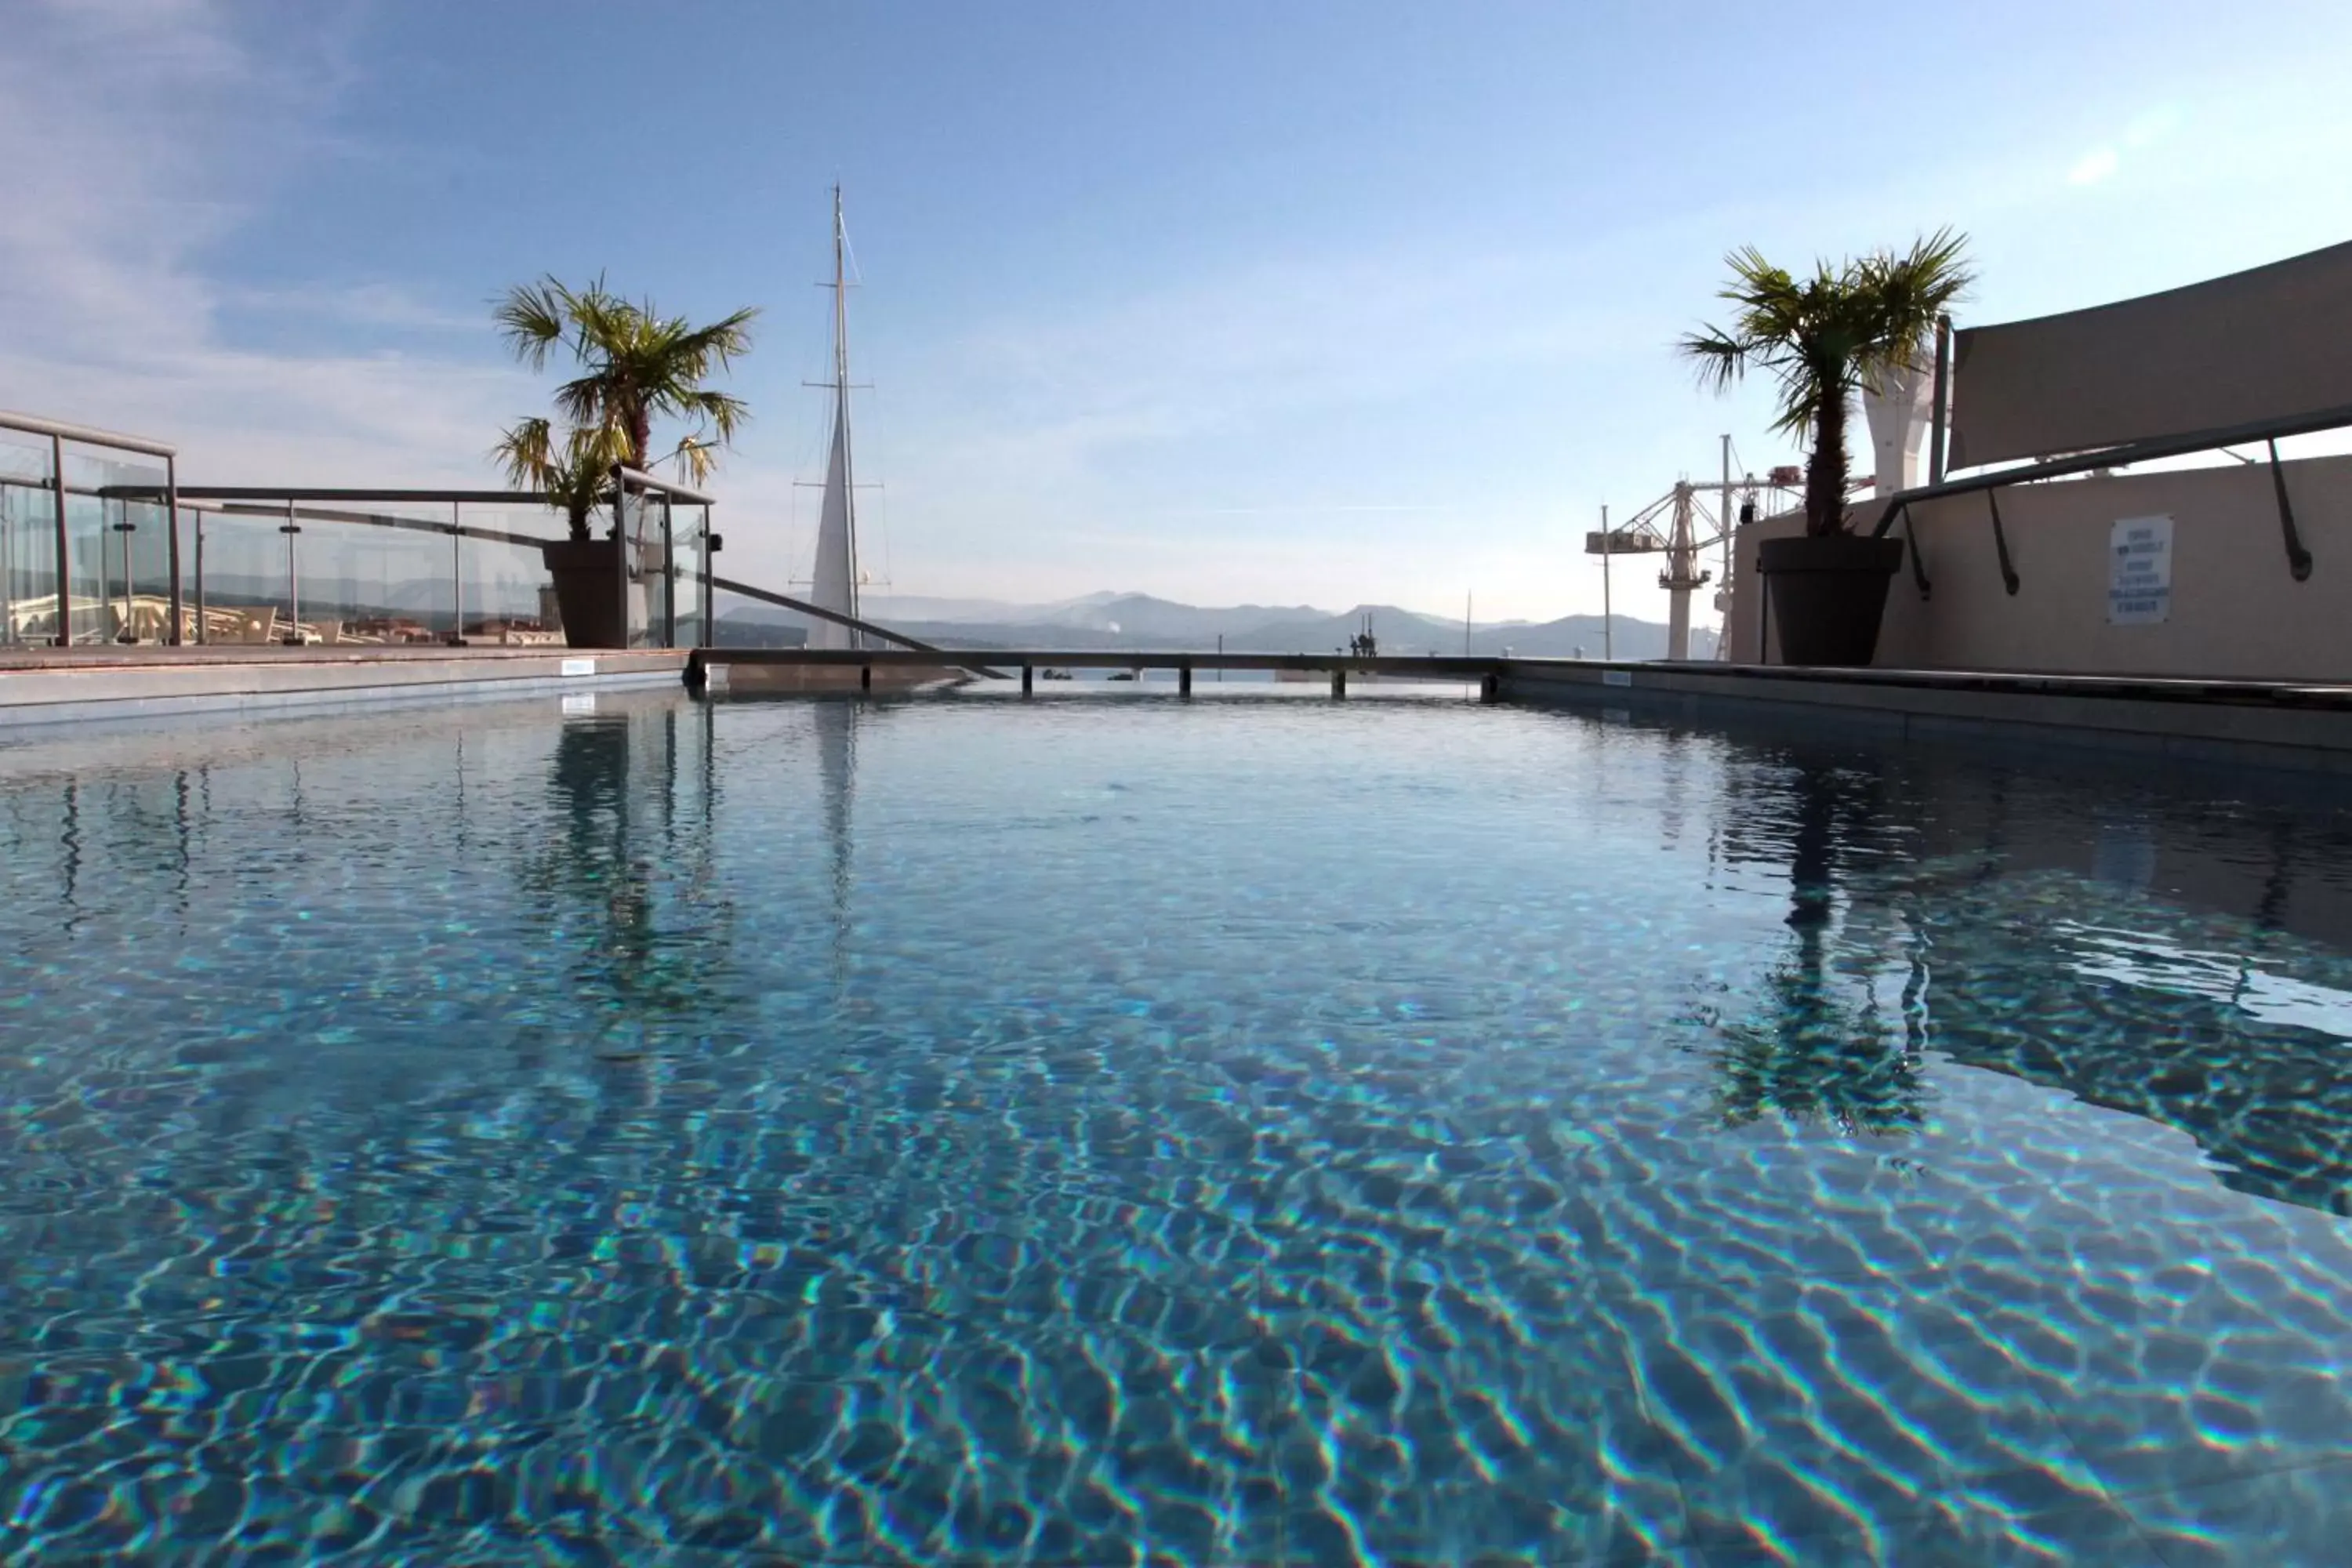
[[6, 689, 2352, 1565]]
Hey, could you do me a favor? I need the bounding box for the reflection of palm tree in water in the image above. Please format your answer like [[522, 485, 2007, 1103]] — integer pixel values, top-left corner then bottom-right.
[[530, 713, 731, 1054], [1715, 759, 1926, 1136]]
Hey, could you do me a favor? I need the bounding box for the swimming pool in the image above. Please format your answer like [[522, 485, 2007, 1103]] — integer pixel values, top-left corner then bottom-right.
[[5, 689, 2351, 1564]]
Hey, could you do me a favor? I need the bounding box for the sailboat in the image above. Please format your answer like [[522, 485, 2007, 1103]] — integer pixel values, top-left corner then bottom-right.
[[746, 189, 970, 695], [808, 186, 862, 652]]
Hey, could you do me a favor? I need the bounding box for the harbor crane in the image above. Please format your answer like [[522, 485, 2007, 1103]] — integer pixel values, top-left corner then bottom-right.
[[1584, 435, 1802, 660]]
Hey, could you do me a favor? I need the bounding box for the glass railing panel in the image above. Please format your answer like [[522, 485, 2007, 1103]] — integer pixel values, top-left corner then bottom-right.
[[192, 509, 296, 644], [452, 503, 563, 644], [175, 505, 201, 640], [63, 492, 108, 644], [61, 446, 165, 497], [95, 498, 176, 643], [298, 515, 459, 645], [458, 532, 560, 645], [670, 503, 708, 649], [0, 436, 46, 488], [615, 492, 655, 649], [649, 497, 680, 649], [1, 481, 60, 647]]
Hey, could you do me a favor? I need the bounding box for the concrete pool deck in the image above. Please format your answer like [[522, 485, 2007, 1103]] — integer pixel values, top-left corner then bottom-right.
[[0, 644, 689, 727]]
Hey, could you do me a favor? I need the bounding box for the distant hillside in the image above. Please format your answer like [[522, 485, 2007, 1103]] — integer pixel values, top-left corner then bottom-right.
[[711, 590, 1714, 660], [888, 620, 1149, 651], [1468, 614, 1716, 662], [859, 591, 1120, 622], [1178, 605, 1717, 662], [712, 604, 809, 648], [1037, 593, 1330, 638]]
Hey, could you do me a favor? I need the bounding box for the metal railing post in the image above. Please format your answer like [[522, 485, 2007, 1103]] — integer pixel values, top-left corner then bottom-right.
[[165, 454, 183, 644], [50, 433, 69, 645], [1929, 314, 1952, 485], [109, 502, 137, 641], [612, 467, 630, 648], [99, 498, 114, 637], [450, 501, 464, 644], [661, 495, 676, 648], [193, 507, 206, 643], [281, 498, 302, 644], [0, 483, 13, 647]]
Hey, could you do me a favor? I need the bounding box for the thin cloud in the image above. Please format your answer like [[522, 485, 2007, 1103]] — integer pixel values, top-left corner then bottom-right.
[[219, 281, 485, 335], [0, 1, 519, 483], [2122, 107, 2183, 148], [2069, 147, 2122, 186], [2067, 106, 2179, 187]]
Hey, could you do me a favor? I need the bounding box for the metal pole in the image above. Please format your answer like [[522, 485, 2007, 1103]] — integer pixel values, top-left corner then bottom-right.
[[111, 506, 136, 642], [282, 498, 301, 644], [165, 455, 183, 645], [100, 499, 115, 638], [1601, 504, 1613, 662], [50, 433, 69, 645], [450, 502, 464, 644], [0, 482, 13, 646], [1929, 314, 1952, 485], [701, 505, 713, 644], [1719, 434, 1733, 650], [613, 468, 630, 648], [662, 496, 676, 649], [194, 507, 206, 644]]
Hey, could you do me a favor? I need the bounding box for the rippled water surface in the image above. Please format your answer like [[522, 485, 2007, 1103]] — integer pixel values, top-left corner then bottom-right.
[[9, 688, 2352, 1565]]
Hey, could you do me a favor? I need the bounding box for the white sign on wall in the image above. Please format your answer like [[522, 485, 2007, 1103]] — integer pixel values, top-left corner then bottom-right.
[[2108, 515, 2173, 625]]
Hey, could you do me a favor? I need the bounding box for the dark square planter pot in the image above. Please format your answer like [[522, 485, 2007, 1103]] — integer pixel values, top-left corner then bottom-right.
[[1757, 532, 1905, 666], [541, 537, 627, 649]]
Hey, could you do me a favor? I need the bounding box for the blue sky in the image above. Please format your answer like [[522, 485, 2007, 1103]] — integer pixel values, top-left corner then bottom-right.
[[4, 0, 2349, 624]]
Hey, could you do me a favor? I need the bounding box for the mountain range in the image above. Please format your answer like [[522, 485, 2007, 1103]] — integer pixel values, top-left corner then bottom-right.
[[714, 590, 1717, 661]]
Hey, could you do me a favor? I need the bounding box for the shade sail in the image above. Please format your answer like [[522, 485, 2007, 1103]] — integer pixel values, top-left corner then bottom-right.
[[1947, 240, 2352, 470]]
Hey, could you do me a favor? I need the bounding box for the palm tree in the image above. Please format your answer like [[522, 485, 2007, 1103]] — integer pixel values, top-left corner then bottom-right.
[[494, 275, 759, 488], [1680, 230, 1972, 536], [491, 416, 628, 543]]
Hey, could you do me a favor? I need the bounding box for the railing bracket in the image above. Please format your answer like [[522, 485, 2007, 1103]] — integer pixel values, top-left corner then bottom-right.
[[1986, 491, 2020, 596], [2270, 438, 2314, 581]]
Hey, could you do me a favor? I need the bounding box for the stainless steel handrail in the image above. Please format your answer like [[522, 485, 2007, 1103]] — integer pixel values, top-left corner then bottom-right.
[[0, 411, 176, 459]]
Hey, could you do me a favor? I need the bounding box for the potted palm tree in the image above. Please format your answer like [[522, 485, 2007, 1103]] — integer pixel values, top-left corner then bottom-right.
[[1681, 230, 1972, 666], [493, 277, 757, 648], [492, 416, 629, 645]]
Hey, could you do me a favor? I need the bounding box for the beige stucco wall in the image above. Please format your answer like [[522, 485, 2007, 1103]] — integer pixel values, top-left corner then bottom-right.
[[1724, 455, 2352, 681]]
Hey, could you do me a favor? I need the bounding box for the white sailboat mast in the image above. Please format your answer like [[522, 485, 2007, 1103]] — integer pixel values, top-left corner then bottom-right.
[[831, 184, 858, 624], [808, 184, 862, 650]]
